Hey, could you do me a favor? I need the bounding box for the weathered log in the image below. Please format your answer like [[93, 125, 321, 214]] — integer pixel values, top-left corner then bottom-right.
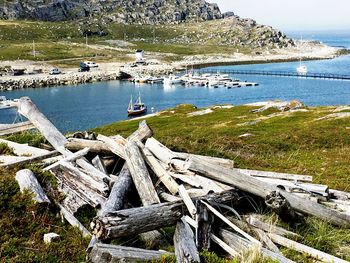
[[44, 147, 90, 171], [65, 138, 111, 154], [1, 150, 60, 168], [184, 156, 350, 226], [145, 137, 175, 164], [159, 192, 181, 202], [210, 234, 240, 258], [58, 204, 91, 238], [268, 233, 348, 263], [91, 190, 240, 240], [218, 229, 294, 263], [15, 169, 51, 204], [174, 218, 200, 263], [59, 183, 88, 215], [92, 155, 107, 174], [124, 140, 160, 206], [88, 243, 172, 263], [98, 163, 132, 217], [97, 134, 126, 159], [127, 120, 153, 142], [137, 141, 179, 195], [174, 151, 234, 169], [17, 97, 109, 183]]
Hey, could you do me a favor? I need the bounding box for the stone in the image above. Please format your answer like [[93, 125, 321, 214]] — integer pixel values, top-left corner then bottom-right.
[[44, 233, 60, 244]]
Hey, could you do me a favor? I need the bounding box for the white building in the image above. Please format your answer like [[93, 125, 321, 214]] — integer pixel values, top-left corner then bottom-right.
[[135, 50, 145, 63]]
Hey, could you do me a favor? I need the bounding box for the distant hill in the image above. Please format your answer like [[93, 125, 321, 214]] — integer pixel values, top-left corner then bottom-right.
[[0, 0, 227, 24]]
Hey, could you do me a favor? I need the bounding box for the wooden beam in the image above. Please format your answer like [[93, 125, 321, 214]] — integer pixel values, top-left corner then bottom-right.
[[1, 150, 60, 168], [0, 121, 35, 136], [58, 204, 91, 238], [178, 185, 197, 218], [44, 147, 90, 171]]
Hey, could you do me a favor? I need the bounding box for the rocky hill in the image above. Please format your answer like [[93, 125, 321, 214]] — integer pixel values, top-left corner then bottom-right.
[[0, 0, 226, 24]]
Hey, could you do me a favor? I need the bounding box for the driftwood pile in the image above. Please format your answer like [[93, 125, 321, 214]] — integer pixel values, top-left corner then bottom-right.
[[6, 97, 350, 263]]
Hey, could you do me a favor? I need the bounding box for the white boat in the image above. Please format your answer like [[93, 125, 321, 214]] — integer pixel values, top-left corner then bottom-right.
[[164, 76, 183, 85], [147, 76, 164, 84], [0, 96, 15, 110], [134, 75, 151, 83], [297, 65, 308, 75]]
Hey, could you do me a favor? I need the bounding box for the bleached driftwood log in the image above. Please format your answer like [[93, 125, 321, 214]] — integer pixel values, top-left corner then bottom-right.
[[268, 233, 348, 263], [88, 243, 172, 263], [91, 190, 240, 240], [183, 156, 350, 226], [17, 97, 109, 183], [65, 138, 111, 154], [97, 134, 126, 159], [124, 140, 160, 206], [0, 138, 49, 156], [174, 151, 234, 169], [218, 229, 294, 263], [99, 164, 132, 217], [127, 120, 153, 142], [196, 200, 213, 250], [174, 218, 200, 263], [235, 168, 313, 182], [59, 183, 88, 214], [15, 169, 51, 204]]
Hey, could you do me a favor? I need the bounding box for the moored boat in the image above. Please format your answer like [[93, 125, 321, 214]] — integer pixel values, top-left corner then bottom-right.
[[127, 94, 147, 116]]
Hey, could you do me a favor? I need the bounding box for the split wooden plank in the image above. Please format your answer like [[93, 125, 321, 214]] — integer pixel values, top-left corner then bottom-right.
[[0, 138, 49, 157], [235, 168, 313, 182], [268, 233, 348, 263], [185, 156, 350, 226], [1, 150, 60, 168], [124, 140, 160, 206], [98, 163, 132, 217], [201, 200, 260, 244], [88, 243, 172, 263], [211, 234, 240, 258], [97, 134, 126, 159], [0, 121, 35, 136], [44, 147, 90, 171], [246, 215, 300, 238], [159, 192, 181, 202], [137, 140, 179, 195], [178, 185, 197, 218], [174, 151, 234, 169], [174, 218, 200, 263], [127, 120, 153, 142], [219, 229, 294, 263], [15, 169, 50, 204], [91, 190, 240, 240], [196, 200, 213, 251], [58, 204, 91, 238]]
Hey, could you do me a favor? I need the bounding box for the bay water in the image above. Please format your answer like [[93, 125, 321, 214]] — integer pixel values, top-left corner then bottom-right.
[[0, 32, 349, 132]]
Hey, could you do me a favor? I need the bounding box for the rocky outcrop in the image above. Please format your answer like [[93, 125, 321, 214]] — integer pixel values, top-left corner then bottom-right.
[[0, 0, 225, 24]]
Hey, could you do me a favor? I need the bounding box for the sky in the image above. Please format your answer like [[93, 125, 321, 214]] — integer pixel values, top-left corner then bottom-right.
[[207, 0, 350, 32]]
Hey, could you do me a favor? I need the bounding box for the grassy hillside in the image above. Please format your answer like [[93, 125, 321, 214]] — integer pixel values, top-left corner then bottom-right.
[[1, 104, 350, 262], [0, 19, 272, 64]]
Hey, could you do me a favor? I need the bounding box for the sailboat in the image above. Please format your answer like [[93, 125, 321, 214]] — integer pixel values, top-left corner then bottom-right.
[[297, 37, 308, 75], [127, 93, 147, 116]]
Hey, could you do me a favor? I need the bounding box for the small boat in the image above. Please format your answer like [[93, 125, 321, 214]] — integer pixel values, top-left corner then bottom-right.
[[0, 96, 15, 110], [164, 75, 182, 85], [127, 94, 147, 116], [147, 76, 164, 84], [297, 65, 308, 75]]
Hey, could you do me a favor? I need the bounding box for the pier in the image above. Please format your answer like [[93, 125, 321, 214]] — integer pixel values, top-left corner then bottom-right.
[[195, 69, 350, 81]]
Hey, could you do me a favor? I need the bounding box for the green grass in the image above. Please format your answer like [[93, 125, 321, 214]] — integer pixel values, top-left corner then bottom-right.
[[2, 104, 350, 262], [0, 142, 16, 156]]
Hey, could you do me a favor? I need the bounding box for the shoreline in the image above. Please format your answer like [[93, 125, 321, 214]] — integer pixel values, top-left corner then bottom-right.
[[0, 43, 342, 91]]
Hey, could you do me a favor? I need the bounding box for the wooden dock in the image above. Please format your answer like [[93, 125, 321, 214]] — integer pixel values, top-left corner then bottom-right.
[[196, 69, 350, 81]]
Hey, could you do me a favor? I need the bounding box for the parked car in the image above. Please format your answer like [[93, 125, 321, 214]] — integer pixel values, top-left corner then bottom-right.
[[79, 62, 90, 72], [49, 68, 61, 75], [83, 61, 98, 68]]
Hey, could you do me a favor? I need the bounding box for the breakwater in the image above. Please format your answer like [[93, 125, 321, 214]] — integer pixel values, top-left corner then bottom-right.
[[0, 72, 120, 91]]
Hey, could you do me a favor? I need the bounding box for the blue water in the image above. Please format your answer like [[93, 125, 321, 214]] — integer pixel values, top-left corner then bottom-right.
[[1, 32, 350, 132]]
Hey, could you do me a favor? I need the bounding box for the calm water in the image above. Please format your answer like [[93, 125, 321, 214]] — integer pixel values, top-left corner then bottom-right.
[[1, 33, 350, 132]]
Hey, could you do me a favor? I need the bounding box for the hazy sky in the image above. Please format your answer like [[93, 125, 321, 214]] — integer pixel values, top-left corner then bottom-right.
[[207, 0, 350, 32]]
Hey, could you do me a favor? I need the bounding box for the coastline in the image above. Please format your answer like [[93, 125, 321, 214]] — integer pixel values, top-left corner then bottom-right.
[[0, 42, 341, 91]]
